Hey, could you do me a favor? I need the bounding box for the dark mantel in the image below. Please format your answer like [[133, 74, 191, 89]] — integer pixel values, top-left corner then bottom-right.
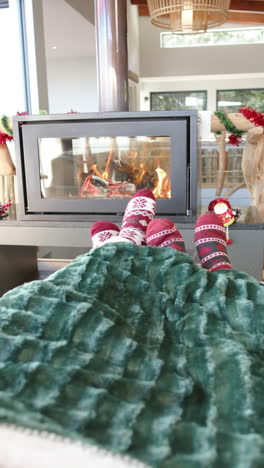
[[0, 219, 263, 281]]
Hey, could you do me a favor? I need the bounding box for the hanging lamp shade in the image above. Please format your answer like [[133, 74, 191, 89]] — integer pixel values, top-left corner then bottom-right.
[[147, 0, 231, 34]]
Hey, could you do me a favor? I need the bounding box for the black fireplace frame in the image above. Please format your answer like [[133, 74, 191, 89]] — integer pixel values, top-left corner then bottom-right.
[[13, 111, 199, 222]]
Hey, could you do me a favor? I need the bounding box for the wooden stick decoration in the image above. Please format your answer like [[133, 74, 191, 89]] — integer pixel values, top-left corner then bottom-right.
[[215, 131, 227, 196], [242, 126, 264, 222], [223, 181, 246, 199], [211, 113, 255, 133]]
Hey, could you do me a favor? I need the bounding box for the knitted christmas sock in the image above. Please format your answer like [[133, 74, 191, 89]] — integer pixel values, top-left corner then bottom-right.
[[90, 221, 120, 249], [146, 218, 186, 251], [194, 212, 232, 272], [119, 189, 156, 245]]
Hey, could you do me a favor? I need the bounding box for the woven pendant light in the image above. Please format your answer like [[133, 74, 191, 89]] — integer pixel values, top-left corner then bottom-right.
[[147, 0, 231, 34]]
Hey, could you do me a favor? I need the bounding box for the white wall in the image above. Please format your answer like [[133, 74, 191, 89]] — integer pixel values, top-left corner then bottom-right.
[[47, 56, 98, 113], [46, 3, 141, 113], [139, 17, 264, 78], [140, 73, 264, 112], [127, 0, 140, 76]]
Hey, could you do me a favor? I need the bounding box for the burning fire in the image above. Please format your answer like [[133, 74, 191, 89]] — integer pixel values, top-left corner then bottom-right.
[[79, 154, 171, 199], [101, 148, 113, 180], [153, 166, 171, 198], [90, 164, 108, 179]]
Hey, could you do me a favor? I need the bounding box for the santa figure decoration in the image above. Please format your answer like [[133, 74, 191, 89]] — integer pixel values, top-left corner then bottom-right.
[[208, 198, 240, 244]]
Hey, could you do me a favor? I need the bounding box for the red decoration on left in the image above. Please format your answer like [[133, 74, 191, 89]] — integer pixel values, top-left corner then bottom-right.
[[0, 200, 12, 220], [0, 133, 13, 145]]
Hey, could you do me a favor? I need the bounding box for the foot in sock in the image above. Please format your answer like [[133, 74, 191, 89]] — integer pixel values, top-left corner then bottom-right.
[[119, 189, 156, 245], [146, 218, 186, 251], [90, 221, 120, 249], [194, 212, 232, 272]]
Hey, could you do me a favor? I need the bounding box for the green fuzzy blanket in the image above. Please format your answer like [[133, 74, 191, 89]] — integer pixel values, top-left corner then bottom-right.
[[0, 243, 264, 467]]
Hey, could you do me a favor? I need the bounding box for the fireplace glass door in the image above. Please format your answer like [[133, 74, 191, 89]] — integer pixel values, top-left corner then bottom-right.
[[39, 136, 171, 200], [15, 111, 198, 219]]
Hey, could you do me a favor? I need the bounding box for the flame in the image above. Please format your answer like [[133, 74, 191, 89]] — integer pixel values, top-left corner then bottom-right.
[[153, 166, 171, 199], [134, 163, 146, 185], [87, 158, 171, 198], [102, 148, 113, 180], [130, 151, 138, 172], [90, 164, 106, 179]]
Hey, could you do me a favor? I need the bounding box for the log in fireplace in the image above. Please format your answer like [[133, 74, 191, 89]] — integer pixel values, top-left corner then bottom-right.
[[13, 110, 199, 221]]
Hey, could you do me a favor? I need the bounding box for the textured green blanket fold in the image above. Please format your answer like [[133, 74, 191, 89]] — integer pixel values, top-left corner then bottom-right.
[[0, 243, 264, 467]]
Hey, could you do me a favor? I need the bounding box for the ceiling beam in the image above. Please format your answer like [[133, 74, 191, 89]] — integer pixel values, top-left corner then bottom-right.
[[229, 1, 264, 13], [228, 11, 264, 22], [138, 5, 149, 15], [130, 0, 147, 4]]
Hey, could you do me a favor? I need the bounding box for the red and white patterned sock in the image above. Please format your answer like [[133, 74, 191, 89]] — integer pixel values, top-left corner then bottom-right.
[[90, 221, 120, 249], [146, 218, 186, 251], [119, 189, 156, 245], [194, 212, 232, 272]]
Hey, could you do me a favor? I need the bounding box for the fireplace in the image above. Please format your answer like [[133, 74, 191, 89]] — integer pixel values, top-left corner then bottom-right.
[[13, 111, 199, 221]]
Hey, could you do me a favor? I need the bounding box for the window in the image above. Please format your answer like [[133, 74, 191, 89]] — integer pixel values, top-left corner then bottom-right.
[[0, 0, 27, 115], [217, 89, 264, 113], [161, 27, 264, 48], [150, 91, 207, 111], [0, 1, 9, 8]]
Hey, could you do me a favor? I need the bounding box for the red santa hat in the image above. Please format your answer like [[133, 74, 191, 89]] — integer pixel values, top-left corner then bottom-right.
[[208, 198, 232, 212]]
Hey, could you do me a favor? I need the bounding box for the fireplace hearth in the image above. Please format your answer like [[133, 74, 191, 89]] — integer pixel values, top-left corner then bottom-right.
[[13, 111, 199, 221]]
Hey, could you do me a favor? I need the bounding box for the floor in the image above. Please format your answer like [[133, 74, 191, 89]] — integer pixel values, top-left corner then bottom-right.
[[37, 259, 72, 280]]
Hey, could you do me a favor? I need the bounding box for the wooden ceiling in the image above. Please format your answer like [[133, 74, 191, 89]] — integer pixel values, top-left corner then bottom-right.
[[130, 0, 264, 24]]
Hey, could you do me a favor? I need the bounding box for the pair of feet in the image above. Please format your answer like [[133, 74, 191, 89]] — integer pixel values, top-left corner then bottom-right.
[[90, 189, 232, 273]]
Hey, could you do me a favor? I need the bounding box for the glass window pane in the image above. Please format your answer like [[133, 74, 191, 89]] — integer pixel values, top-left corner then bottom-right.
[[151, 91, 207, 111], [217, 89, 264, 113], [161, 28, 264, 48]]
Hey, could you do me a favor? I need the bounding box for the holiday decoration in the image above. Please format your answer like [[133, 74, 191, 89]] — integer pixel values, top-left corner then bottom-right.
[[0, 115, 13, 138], [211, 109, 264, 222], [211, 110, 264, 223], [208, 197, 240, 244], [0, 200, 12, 220], [214, 111, 245, 146], [238, 106, 264, 128], [214, 106, 264, 146]]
